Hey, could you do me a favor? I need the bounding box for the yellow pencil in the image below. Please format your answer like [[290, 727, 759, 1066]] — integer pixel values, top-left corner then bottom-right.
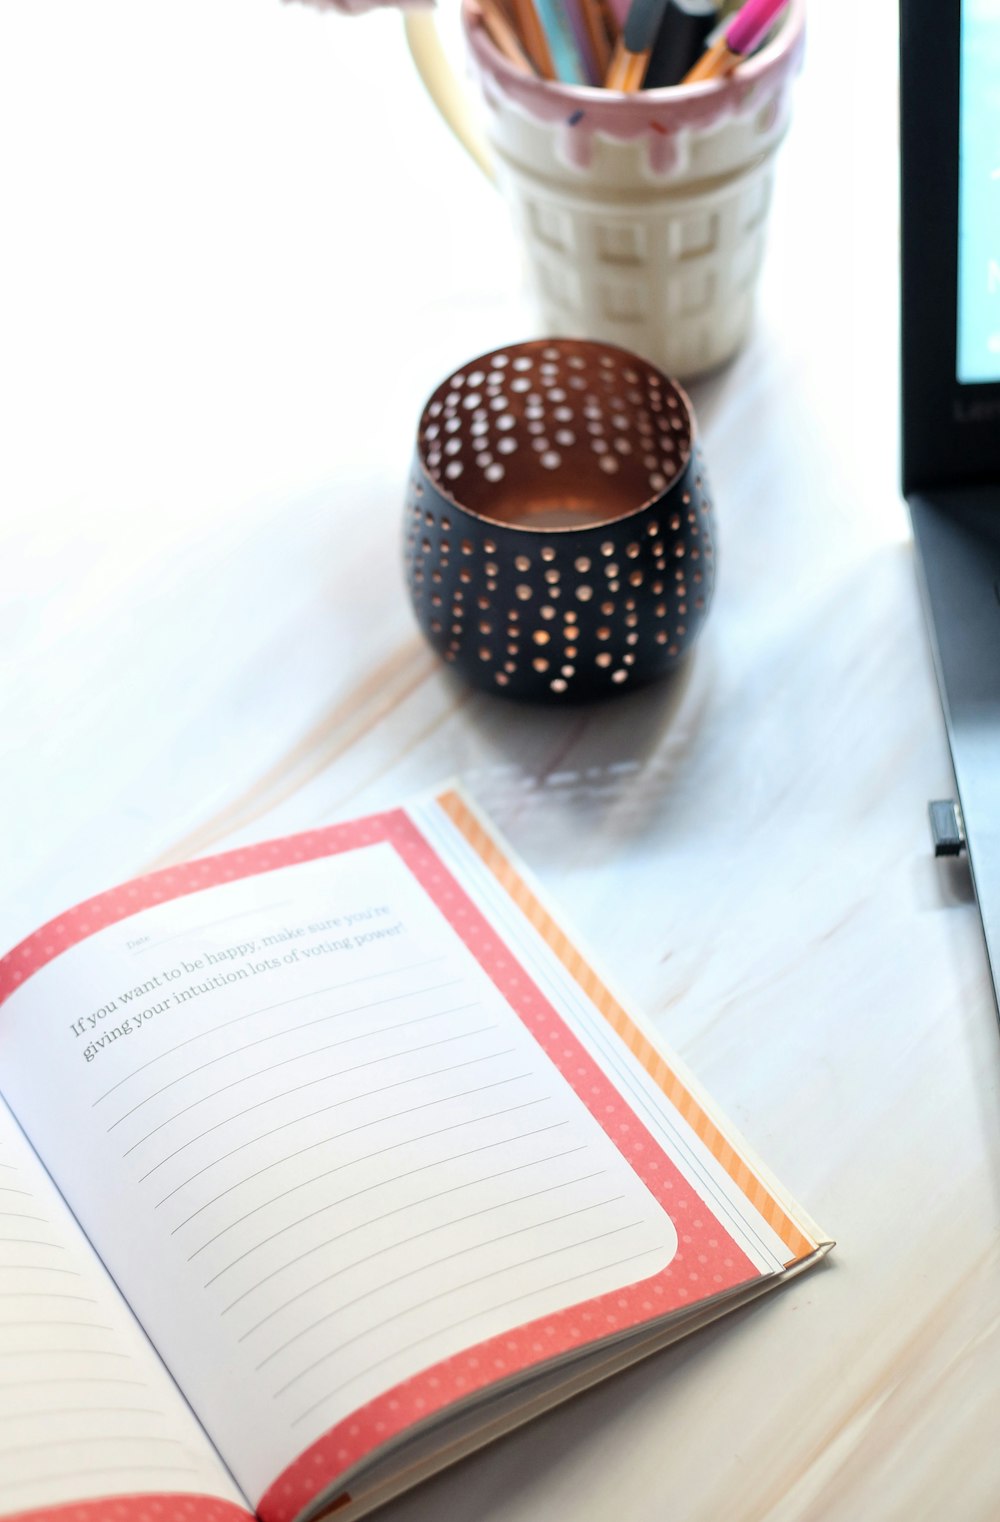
[[604, 38, 649, 90], [478, 0, 536, 73], [603, 0, 669, 92], [509, 0, 557, 79]]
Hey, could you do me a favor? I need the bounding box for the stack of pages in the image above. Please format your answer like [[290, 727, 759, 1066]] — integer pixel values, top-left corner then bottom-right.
[[0, 788, 831, 1522]]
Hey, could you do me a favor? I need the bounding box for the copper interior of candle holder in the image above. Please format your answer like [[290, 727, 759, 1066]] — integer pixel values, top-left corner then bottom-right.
[[417, 338, 694, 532], [405, 337, 714, 702]]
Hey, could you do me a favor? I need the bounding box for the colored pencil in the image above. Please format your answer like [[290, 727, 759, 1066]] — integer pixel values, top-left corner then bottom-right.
[[478, 0, 537, 72], [509, 0, 558, 78], [535, 0, 596, 83], [604, 0, 671, 90]]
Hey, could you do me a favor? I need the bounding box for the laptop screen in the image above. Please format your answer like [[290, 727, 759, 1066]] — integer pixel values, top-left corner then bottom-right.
[[901, 0, 1000, 493], [957, 0, 1000, 384]]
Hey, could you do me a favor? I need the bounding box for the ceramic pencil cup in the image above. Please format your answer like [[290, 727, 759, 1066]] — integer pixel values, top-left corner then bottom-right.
[[405, 0, 805, 379], [404, 337, 715, 702]]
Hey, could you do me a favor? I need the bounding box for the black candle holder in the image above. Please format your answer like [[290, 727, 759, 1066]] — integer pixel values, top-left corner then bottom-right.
[[404, 338, 715, 702]]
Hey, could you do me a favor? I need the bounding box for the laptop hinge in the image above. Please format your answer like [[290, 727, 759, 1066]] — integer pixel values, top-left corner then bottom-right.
[[929, 799, 967, 858]]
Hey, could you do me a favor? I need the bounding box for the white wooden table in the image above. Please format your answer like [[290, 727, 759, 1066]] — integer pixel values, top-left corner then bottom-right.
[[3, 1, 999, 1517]]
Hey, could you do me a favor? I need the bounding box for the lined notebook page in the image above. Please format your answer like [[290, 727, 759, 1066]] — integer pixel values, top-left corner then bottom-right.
[[0, 837, 679, 1505], [0, 1099, 247, 1519]]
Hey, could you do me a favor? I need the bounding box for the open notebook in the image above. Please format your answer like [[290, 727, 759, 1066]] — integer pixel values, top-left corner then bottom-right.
[[0, 788, 832, 1522]]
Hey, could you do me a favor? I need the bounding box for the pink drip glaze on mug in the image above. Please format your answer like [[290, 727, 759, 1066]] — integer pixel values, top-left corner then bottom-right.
[[464, 0, 805, 175]]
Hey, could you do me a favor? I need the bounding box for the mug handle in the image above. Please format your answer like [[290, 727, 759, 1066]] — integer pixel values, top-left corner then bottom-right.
[[403, 12, 496, 183]]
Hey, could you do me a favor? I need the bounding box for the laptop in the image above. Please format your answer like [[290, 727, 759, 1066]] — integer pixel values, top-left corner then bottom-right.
[[900, 0, 1000, 1020]]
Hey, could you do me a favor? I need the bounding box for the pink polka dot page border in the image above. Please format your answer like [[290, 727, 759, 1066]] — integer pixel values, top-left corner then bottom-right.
[[0, 810, 760, 1522], [6, 1494, 252, 1522]]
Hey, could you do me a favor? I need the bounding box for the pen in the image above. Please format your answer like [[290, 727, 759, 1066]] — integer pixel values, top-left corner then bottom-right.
[[681, 0, 786, 83], [604, 0, 671, 91], [644, 0, 718, 88]]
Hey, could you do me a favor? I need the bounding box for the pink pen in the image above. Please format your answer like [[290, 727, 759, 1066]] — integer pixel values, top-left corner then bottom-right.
[[681, 0, 786, 82]]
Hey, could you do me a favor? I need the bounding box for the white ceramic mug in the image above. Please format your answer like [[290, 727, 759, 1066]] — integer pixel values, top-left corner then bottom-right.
[[406, 1, 805, 378]]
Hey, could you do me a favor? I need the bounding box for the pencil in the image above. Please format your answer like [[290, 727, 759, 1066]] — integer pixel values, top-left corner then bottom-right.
[[597, 0, 623, 42], [604, 0, 670, 91], [509, 0, 557, 78], [478, 0, 536, 73], [535, 0, 595, 83]]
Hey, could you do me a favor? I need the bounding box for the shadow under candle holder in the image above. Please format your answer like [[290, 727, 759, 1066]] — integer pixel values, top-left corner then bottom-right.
[[403, 337, 716, 702]]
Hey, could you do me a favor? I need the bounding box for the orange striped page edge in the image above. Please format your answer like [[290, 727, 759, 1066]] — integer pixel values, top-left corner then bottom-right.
[[436, 787, 817, 1266]]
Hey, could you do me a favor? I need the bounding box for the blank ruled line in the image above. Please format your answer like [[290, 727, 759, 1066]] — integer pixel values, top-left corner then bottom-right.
[[111, 1001, 481, 1143], [170, 1095, 550, 1235], [0, 1433, 186, 1460], [157, 1074, 537, 1210], [187, 1116, 567, 1260], [139, 901, 292, 954], [0, 1264, 76, 1275], [0, 1187, 32, 1197], [0, 1377, 147, 1389], [291, 1241, 663, 1428], [0, 1292, 97, 1303], [234, 1141, 581, 1336], [0, 1213, 47, 1224], [253, 1166, 604, 1367], [0, 1320, 115, 1334], [223, 1168, 614, 1327], [137, 1049, 520, 1183], [93, 956, 450, 1106], [108, 994, 470, 1131], [3, 1463, 203, 1493], [216, 1130, 561, 1319], [0, 1349, 130, 1361], [124, 1018, 494, 1157], [107, 982, 468, 1135], [0, 1243, 68, 1255], [1, 1406, 167, 1421], [199, 1128, 579, 1279], [275, 1210, 636, 1401]]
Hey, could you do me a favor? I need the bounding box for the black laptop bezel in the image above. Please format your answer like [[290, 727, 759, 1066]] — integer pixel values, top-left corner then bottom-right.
[[900, 0, 1000, 496]]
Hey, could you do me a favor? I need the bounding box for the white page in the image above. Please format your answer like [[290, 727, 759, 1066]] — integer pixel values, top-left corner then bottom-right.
[[0, 836, 680, 1506], [0, 1098, 247, 1519]]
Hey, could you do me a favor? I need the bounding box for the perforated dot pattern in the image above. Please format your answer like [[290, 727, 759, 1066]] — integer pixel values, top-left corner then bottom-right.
[[404, 339, 715, 701]]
